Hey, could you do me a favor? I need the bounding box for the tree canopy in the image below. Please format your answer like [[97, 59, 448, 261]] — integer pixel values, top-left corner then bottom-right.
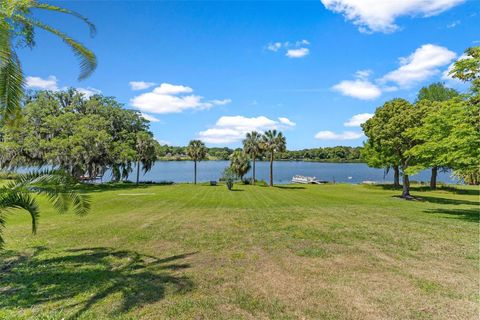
[[362, 47, 480, 193], [229, 150, 251, 180], [416, 82, 459, 102], [0, 89, 159, 181], [362, 98, 421, 197]]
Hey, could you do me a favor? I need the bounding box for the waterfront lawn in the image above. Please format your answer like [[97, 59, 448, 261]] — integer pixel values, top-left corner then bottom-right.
[[1, 183, 478, 319]]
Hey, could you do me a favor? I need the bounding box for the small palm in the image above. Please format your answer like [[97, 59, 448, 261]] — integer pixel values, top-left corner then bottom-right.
[[0, 170, 90, 248]]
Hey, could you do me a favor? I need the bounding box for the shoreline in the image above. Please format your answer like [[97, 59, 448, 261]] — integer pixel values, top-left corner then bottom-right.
[[156, 158, 365, 163]]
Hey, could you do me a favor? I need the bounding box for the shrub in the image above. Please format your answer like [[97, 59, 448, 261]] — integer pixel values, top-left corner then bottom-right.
[[242, 178, 252, 185], [221, 168, 236, 191]]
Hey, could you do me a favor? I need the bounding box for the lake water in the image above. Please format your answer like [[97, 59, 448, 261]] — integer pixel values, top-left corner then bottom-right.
[[116, 161, 458, 184]]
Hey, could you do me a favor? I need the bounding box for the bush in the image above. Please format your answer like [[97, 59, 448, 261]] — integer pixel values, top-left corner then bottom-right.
[[221, 168, 236, 191], [242, 178, 252, 185]]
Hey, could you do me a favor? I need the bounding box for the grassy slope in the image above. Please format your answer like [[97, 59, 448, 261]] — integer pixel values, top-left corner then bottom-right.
[[0, 183, 478, 320]]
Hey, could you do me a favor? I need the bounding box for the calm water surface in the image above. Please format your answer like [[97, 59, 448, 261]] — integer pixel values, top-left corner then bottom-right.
[[118, 161, 457, 184]]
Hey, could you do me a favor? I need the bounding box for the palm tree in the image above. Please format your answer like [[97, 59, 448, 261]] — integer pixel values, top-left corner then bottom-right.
[[243, 131, 262, 183], [0, 0, 96, 122], [134, 132, 157, 185], [230, 150, 251, 181], [0, 170, 90, 248], [262, 130, 286, 187], [187, 140, 207, 184]]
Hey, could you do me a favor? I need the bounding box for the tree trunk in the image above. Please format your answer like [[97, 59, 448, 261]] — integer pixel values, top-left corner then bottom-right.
[[136, 160, 140, 185], [269, 154, 273, 187], [194, 160, 197, 184], [393, 165, 400, 187], [252, 155, 256, 184], [402, 174, 411, 198], [430, 166, 438, 190]]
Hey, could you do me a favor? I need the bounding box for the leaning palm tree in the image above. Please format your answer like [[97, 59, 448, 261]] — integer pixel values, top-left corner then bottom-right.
[[243, 131, 262, 184], [0, 0, 96, 122], [0, 170, 90, 248], [262, 130, 286, 187], [187, 140, 207, 184]]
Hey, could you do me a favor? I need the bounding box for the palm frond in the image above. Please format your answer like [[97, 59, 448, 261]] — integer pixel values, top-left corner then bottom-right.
[[0, 44, 24, 124], [11, 13, 97, 80], [32, 3, 97, 37], [0, 190, 39, 235], [8, 169, 90, 215]]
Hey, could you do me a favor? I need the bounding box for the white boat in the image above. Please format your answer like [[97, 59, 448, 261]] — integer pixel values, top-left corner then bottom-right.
[[291, 175, 322, 184]]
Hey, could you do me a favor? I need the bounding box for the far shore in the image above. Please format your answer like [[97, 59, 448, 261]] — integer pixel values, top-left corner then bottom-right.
[[156, 158, 365, 163]]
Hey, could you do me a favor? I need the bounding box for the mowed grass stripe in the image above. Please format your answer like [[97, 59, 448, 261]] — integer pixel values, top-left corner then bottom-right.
[[1, 183, 478, 320]]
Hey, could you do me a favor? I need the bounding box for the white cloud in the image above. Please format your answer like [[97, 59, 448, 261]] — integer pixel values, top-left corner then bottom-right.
[[77, 87, 102, 98], [332, 45, 458, 100], [286, 48, 310, 58], [355, 69, 372, 79], [266, 40, 311, 58], [446, 20, 460, 28], [381, 44, 457, 87], [25, 75, 102, 98], [198, 115, 295, 144], [141, 113, 160, 122], [129, 81, 156, 90], [153, 83, 193, 95], [130, 83, 230, 114], [344, 113, 373, 127], [210, 99, 232, 106], [332, 79, 381, 100], [278, 117, 296, 126], [321, 0, 465, 33], [267, 42, 282, 52], [296, 39, 310, 46], [26, 75, 58, 91], [315, 131, 364, 140]]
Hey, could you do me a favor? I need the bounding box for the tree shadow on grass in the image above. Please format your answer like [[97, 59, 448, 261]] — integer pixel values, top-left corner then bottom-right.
[[79, 182, 175, 193], [370, 184, 479, 196], [0, 247, 195, 318], [416, 196, 478, 206], [423, 208, 479, 223], [275, 185, 306, 190]]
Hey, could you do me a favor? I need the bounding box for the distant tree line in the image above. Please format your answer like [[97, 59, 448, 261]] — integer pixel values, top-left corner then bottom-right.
[[157, 144, 362, 162], [362, 46, 479, 198]]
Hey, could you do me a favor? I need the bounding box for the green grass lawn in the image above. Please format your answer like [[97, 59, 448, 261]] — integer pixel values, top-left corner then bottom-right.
[[1, 183, 478, 319]]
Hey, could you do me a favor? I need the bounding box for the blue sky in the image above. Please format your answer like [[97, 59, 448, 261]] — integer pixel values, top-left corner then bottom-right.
[[19, 0, 479, 149]]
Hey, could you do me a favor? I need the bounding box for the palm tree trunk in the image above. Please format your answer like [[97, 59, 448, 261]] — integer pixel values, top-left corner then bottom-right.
[[402, 174, 411, 198], [393, 165, 400, 187], [136, 160, 140, 185], [430, 166, 438, 190], [252, 156, 256, 184], [194, 160, 197, 184], [269, 153, 273, 187]]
